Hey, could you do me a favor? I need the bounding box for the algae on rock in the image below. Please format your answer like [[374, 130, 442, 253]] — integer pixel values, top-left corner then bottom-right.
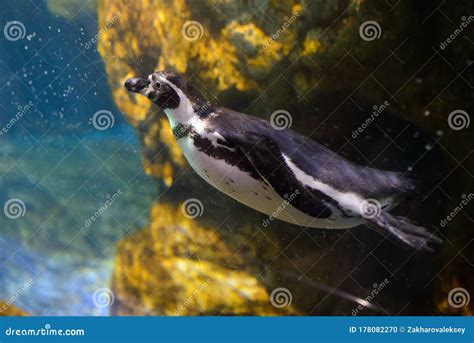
[[111, 203, 296, 316], [0, 301, 29, 316]]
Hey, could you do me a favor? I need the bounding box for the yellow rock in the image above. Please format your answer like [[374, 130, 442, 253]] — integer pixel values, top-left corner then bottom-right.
[[111, 203, 297, 315], [435, 276, 473, 316], [0, 301, 29, 316]]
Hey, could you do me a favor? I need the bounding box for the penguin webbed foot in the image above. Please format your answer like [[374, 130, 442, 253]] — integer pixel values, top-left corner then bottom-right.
[[367, 212, 442, 252]]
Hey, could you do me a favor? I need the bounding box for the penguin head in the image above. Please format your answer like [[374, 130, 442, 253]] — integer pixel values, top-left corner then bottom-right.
[[124, 71, 181, 110], [125, 71, 210, 123]]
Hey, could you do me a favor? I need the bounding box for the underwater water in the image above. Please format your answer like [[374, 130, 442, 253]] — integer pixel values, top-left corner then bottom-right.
[[0, 2, 156, 315], [0, 0, 472, 317]]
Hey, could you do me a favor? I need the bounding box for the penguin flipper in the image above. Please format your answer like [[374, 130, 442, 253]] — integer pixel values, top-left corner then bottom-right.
[[229, 133, 332, 219], [366, 212, 442, 252]]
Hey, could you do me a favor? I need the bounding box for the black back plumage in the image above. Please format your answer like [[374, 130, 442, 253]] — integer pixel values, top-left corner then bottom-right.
[[206, 107, 413, 200]]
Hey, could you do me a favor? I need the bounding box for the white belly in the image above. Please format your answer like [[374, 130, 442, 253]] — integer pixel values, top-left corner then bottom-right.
[[179, 137, 364, 229]]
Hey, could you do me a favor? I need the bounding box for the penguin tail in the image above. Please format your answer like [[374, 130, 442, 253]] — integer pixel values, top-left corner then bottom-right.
[[366, 212, 442, 252]]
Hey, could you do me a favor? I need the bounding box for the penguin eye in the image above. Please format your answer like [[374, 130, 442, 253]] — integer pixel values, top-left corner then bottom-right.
[[156, 82, 163, 90]]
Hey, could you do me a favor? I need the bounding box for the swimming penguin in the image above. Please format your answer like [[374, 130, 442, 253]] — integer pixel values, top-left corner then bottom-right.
[[125, 71, 442, 252]]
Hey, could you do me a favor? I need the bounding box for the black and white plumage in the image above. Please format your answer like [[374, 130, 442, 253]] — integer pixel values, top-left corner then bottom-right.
[[125, 71, 442, 251]]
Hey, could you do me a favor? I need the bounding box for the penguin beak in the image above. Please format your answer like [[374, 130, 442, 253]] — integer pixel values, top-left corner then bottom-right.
[[124, 77, 150, 93]]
